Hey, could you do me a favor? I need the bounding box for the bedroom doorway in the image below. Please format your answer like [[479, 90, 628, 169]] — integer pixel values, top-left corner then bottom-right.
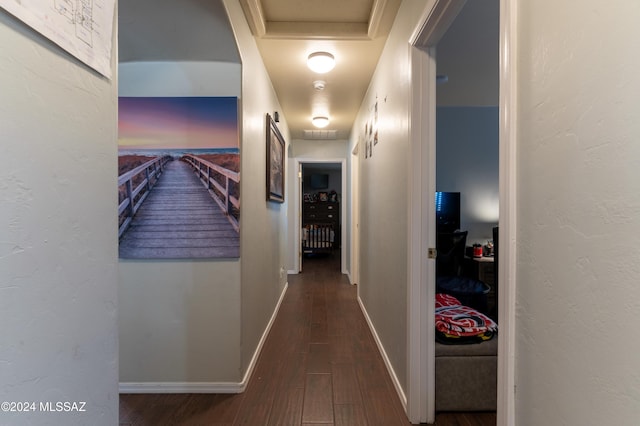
[[433, 0, 500, 420], [296, 159, 347, 274], [407, 0, 515, 424]]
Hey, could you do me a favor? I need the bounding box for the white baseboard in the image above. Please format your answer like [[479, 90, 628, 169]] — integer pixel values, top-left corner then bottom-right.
[[357, 296, 408, 410], [287, 269, 298, 275], [119, 382, 243, 394], [238, 281, 288, 390], [119, 282, 289, 395]]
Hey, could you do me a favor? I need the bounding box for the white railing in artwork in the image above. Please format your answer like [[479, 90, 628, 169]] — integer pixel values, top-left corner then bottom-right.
[[182, 154, 240, 231], [117, 155, 172, 238]]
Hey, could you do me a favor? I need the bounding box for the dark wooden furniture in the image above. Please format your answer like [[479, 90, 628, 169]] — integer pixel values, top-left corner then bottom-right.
[[302, 201, 339, 254]]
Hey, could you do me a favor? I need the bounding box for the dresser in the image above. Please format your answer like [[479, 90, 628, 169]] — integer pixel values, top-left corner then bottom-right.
[[302, 201, 340, 247], [303, 201, 339, 226]]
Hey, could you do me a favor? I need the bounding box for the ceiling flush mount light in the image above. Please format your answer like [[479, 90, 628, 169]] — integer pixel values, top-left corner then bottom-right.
[[312, 116, 330, 128], [307, 52, 335, 74]]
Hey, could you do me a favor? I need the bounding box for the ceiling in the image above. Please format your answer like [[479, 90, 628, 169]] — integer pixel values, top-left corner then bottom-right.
[[239, 0, 401, 140], [119, 0, 498, 142]]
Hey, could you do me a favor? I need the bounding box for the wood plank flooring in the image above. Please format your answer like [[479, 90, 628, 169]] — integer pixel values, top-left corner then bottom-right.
[[119, 251, 495, 425]]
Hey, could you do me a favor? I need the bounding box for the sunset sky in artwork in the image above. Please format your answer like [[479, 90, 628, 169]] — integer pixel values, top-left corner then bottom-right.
[[118, 97, 238, 150]]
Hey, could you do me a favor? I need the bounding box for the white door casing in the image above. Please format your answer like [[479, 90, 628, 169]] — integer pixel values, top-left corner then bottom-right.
[[407, 0, 517, 424]]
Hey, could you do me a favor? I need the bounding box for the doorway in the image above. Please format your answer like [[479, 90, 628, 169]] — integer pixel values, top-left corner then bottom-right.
[[434, 0, 500, 418], [407, 0, 516, 424], [295, 159, 347, 274]]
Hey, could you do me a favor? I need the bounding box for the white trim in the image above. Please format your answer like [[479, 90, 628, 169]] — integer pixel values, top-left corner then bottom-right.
[[497, 0, 517, 424], [119, 282, 289, 395], [350, 144, 360, 285], [357, 296, 407, 410], [409, 0, 467, 46], [367, 0, 388, 39], [239, 281, 289, 389], [293, 158, 348, 275], [406, 45, 434, 424], [119, 382, 243, 394], [238, 0, 266, 37], [407, 1, 465, 423]]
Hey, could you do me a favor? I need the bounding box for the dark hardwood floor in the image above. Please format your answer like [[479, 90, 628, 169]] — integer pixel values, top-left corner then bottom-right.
[[120, 251, 495, 425]]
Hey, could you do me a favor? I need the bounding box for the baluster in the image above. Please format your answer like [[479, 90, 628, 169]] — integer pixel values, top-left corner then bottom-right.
[[126, 179, 134, 217], [225, 176, 230, 214], [145, 167, 151, 192]]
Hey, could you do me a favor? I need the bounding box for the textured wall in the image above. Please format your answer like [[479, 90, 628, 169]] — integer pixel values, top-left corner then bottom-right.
[[0, 10, 118, 426], [224, 0, 291, 380], [119, 1, 290, 387], [436, 0, 499, 107], [349, 0, 436, 395], [118, 61, 243, 385], [436, 106, 499, 244], [515, 0, 640, 423]]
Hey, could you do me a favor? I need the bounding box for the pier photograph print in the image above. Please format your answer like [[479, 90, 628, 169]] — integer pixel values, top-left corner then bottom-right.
[[118, 97, 240, 259]]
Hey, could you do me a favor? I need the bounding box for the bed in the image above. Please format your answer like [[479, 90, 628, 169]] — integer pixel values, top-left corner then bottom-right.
[[435, 336, 498, 411], [434, 293, 498, 411], [302, 224, 335, 255]]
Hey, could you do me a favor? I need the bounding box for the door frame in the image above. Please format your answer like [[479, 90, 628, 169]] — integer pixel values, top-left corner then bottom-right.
[[496, 1, 518, 424], [350, 144, 360, 285], [406, 0, 517, 424], [293, 157, 347, 275]]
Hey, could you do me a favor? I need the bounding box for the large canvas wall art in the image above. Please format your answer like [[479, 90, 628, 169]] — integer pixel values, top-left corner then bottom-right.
[[118, 97, 240, 259]]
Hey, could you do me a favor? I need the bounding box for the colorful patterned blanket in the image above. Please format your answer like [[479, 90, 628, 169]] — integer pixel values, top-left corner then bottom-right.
[[435, 293, 497, 344]]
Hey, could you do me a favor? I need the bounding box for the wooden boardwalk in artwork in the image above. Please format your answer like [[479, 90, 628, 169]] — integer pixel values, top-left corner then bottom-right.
[[118, 160, 239, 259]]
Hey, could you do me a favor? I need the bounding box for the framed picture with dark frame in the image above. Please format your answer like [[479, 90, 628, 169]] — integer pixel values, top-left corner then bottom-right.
[[266, 113, 285, 203]]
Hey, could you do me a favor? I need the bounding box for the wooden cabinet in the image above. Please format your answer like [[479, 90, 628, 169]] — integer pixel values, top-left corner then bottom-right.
[[303, 201, 338, 224], [302, 201, 340, 247]]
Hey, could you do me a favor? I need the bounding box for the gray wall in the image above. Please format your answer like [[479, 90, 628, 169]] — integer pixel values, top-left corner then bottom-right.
[[436, 106, 499, 244], [225, 0, 291, 382], [302, 167, 342, 198], [118, 0, 290, 389], [515, 0, 640, 423], [436, 0, 499, 107], [348, 0, 437, 396], [118, 61, 243, 386], [0, 9, 118, 426]]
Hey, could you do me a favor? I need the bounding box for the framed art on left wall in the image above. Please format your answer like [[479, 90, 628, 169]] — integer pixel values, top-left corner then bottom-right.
[[266, 113, 285, 203]]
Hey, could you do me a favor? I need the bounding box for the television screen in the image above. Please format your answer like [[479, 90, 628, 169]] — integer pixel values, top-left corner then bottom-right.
[[310, 173, 329, 189], [435, 191, 460, 233]]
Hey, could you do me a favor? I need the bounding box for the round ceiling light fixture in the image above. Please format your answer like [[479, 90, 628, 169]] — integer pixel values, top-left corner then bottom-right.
[[312, 116, 330, 128], [307, 52, 335, 74]]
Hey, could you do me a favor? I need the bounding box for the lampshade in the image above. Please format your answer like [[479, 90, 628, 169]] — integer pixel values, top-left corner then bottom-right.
[[312, 116, 330, 128], [307, 52, 335, 74]]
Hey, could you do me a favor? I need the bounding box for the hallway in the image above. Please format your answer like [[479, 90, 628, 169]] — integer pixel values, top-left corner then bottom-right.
[[120, 252, 495, 425]]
